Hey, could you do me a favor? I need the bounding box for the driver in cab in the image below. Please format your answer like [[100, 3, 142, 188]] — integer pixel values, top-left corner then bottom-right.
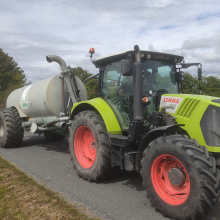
[[118, 76, 133, 97], [143, 71, 156, 95], [119, 72, 155, 97]]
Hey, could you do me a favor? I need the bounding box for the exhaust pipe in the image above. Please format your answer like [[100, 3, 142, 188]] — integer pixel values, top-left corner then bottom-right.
[[127, 45, 143, 143], [133, 45, 143, 121]]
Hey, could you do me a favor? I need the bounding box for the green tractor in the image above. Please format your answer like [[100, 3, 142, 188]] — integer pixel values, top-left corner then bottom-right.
[[69, 45, 220, 219], [1, 45, 220, 220]]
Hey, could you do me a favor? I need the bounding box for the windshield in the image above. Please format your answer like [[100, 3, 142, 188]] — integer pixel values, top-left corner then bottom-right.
[[102, 60, 178, 130], [143, 60, 178, 94]]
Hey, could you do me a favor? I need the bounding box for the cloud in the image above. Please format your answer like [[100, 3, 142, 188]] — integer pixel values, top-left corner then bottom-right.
[[0, 0, 220, 83], [196, 12, 220, 20], [160, 25, 180, 30], [182, 38, 214, 50]]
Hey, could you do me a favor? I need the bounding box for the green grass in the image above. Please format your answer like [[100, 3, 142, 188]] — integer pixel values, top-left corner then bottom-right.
[[0, 155, 100, 220]]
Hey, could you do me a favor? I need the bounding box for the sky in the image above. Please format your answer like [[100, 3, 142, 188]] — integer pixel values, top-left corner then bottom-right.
[[0, 0, 220, 83]]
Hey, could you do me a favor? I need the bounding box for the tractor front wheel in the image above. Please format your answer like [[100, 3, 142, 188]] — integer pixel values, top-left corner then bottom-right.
[[69, 111, 111, 181], [140, 135, 220, 220]]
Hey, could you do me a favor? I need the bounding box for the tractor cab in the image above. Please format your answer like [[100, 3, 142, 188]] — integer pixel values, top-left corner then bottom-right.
[[91, 49, 184, 131]]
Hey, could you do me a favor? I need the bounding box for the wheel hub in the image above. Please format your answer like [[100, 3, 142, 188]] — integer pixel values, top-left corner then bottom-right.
[[74, 126, 97, 169], [151, 154, 190, 205], [90, 140, 96, 150], [0, 121, 4, 138], [168, 167, 185, 186]]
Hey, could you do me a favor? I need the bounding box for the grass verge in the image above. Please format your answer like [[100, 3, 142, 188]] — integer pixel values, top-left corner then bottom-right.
[[0, 155, 99, 220]]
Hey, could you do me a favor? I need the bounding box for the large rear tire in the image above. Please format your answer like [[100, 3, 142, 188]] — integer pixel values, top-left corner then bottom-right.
[[0, 107, 24, 148], [140, 135, 220, 220], [69, 110, 111, 181], [44, 131, 66, 141]]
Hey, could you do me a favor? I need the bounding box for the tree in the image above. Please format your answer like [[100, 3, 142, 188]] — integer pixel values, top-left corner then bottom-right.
[[180, 72, 199, 94], [202, 76, 220, 97], [0, 48, 27, 109], [155, 72, 171, 91], [180, 72, 220, 97], [85, 79, 98, 99], [72, 67, 92, 81], [72, 67, 98, 100]]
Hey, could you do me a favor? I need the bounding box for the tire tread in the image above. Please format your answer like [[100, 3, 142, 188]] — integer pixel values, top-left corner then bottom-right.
[[140, 135, 220, 220], [0, 107, 24, 148], [69, 110, 112, 181]]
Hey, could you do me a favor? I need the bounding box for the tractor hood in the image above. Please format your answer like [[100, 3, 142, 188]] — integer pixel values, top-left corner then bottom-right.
[[160, 94, 220, 153], [160, 94, 220, 115]]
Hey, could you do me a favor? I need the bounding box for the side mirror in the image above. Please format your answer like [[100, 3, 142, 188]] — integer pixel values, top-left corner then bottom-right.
[[121, 59, 133, 76], [176, 71, 184, 83], [198, 67, 202, 80]]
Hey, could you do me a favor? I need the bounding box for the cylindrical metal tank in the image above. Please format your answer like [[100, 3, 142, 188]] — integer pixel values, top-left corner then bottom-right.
[[6, 74, 87, 118]]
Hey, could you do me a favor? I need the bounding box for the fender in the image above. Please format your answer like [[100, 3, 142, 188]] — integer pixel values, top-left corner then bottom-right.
[[71, 98, 122, 135], [138, 125, 185, 171]]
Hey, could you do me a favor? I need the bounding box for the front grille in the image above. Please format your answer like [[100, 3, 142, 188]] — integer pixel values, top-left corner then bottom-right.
[[176, 98, 200, 119], [200, 105, 220, 146]]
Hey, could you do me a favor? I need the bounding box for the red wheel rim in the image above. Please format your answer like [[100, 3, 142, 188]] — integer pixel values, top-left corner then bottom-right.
[[74, 126, 96, 169], [151, 154, 190, 205]]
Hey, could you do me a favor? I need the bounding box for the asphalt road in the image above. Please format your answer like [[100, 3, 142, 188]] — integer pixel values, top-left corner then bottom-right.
[[0, 132, 219, 220]]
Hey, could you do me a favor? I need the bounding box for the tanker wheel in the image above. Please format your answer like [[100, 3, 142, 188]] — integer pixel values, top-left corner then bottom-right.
[[0, 107, 24, 148], [140, 135, 220, 220], [44, 131, 66, 141], [69, 110, 111, 181]]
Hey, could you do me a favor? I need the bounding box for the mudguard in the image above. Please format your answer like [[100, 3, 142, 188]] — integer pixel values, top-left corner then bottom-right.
[[71, 98, 122, 135], [138, 125, 185, 170]]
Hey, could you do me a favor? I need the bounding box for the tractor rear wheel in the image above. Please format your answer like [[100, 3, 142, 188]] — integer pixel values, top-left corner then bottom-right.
[[69, 110, 111, 181], [0, 107, 24, 148], [140, 135, 220, 220], [44, 131, 66, 141]]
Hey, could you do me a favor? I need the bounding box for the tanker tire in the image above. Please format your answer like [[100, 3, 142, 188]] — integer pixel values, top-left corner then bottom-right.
[[140, 135, 220, 220], [44, 131, 66, 141], [69, 110, 112, 181], [0, 107, 24, 148]]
